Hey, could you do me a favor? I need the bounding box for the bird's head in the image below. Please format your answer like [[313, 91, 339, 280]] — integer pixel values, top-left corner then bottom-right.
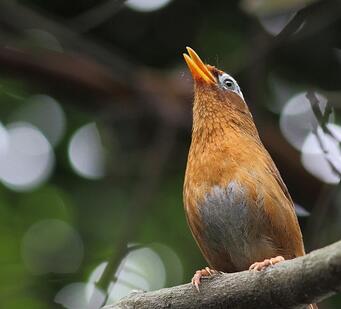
[[183, 47, 256, 137], [183, 47, 248, 116]]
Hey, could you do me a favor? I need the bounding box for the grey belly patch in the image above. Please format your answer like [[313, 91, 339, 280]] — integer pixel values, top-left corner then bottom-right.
[[198, 181, 272, 269]]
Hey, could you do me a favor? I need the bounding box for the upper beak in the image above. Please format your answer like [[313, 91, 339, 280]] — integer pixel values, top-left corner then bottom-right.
[[183, 47, 216, 84]]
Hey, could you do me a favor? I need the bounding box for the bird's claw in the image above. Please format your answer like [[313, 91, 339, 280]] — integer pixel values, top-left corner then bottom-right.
[[191, 267, 218, 292], [205, 266, 213, 275], [249, 255, 285, 271]]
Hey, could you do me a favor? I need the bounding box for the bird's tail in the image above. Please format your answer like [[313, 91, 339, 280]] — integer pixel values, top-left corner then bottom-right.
[[308, 304, 318, 309]]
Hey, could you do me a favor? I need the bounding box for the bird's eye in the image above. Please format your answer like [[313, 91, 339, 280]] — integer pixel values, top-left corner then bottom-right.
[[218, 73, 244, 100], [223, 78, 235, 90]]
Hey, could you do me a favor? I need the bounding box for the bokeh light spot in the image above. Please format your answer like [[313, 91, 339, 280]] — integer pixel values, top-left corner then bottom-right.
[[0, 122, 9, 155], [326, 123, 341, 142], [0, 122, 54, 191], [280, 92, 329, 151], [85, 245, 166, 305], [68, 123, 106, 180], [55, 282, 105, 309], [116, 246, 166, 290], [21, 219, 84, 274], [301, 129, 341, 184], [11, 94, 66, 147], [16, 186, 74, 228], [294, 203, 310, 217], [126, 0, 172, 12], [150, 243, 183, 286], [25, 29, 63, 52], [259, 12, 296, 36]]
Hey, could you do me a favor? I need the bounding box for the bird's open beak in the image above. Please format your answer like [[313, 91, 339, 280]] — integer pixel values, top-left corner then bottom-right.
[[183, 47, 216, 84]]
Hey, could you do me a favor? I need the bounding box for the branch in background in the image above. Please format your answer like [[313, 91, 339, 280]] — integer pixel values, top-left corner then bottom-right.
[[69, 0, 127, 33], [304, 91, 340, 251], [0, 46, 128, 99], [306, 90, 341, 178], [103, 240, 341, 309], [306, 90, 333, 129], [0, 0, 134, 80], [90, 125, 177, 307], [0, 1, 323, 225], [241, 0, 341, 76], [275, 0, 341, 43]]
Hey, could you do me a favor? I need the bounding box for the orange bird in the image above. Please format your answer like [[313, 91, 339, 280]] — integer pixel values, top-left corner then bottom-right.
[[183, 47, 314, 306]]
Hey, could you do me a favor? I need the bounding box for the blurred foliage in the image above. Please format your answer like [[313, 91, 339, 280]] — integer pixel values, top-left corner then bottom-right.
[[0, 0, 341, 308]]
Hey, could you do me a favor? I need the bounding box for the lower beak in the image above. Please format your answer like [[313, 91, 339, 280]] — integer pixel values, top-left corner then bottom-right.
[[183, 47, 216, 84]]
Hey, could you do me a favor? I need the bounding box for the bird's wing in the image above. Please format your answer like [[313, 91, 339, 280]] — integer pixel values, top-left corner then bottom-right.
[[261, 151, 306, 257], [266, 153, 295, 206]]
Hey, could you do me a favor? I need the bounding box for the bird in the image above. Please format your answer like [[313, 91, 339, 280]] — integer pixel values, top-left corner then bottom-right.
[[182, 47, 316, 308]]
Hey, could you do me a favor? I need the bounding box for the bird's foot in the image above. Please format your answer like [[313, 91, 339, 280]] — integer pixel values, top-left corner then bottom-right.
[[249, 255, 285, 271], [191, 267, 219, 292]]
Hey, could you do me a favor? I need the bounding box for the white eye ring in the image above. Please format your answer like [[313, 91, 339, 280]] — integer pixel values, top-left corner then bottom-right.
[[218, 73, 244, 101], [222, 78, 235, 90]]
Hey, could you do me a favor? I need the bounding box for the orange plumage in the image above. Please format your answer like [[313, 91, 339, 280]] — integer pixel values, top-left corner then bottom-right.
[[183, 47, 306, 282]]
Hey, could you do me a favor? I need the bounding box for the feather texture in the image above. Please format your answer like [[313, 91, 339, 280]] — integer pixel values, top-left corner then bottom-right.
[[183, 79, 304, 272]]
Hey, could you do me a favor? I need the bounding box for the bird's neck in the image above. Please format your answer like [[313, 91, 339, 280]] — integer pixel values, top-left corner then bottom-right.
[[191, 96, 260, 150], [185, 92, 263, 206]]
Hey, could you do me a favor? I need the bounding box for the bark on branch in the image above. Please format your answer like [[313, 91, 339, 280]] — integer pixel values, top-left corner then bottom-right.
[[104, 240, 341, 309]]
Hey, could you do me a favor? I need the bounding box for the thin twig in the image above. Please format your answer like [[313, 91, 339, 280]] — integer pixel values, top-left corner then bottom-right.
[[306, 90, 341, 178], [90, 125, 177, 307], [275, 0, 341, 43]]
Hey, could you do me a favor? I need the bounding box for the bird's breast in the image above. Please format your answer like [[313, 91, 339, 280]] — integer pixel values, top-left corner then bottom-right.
[[196, 181, 276, 271]]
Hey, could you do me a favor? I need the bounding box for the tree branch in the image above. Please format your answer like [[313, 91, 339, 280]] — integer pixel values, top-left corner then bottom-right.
[[0, 0, 134, 79], [103, 240, 341, 309], [69, 0, 127, 33]]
